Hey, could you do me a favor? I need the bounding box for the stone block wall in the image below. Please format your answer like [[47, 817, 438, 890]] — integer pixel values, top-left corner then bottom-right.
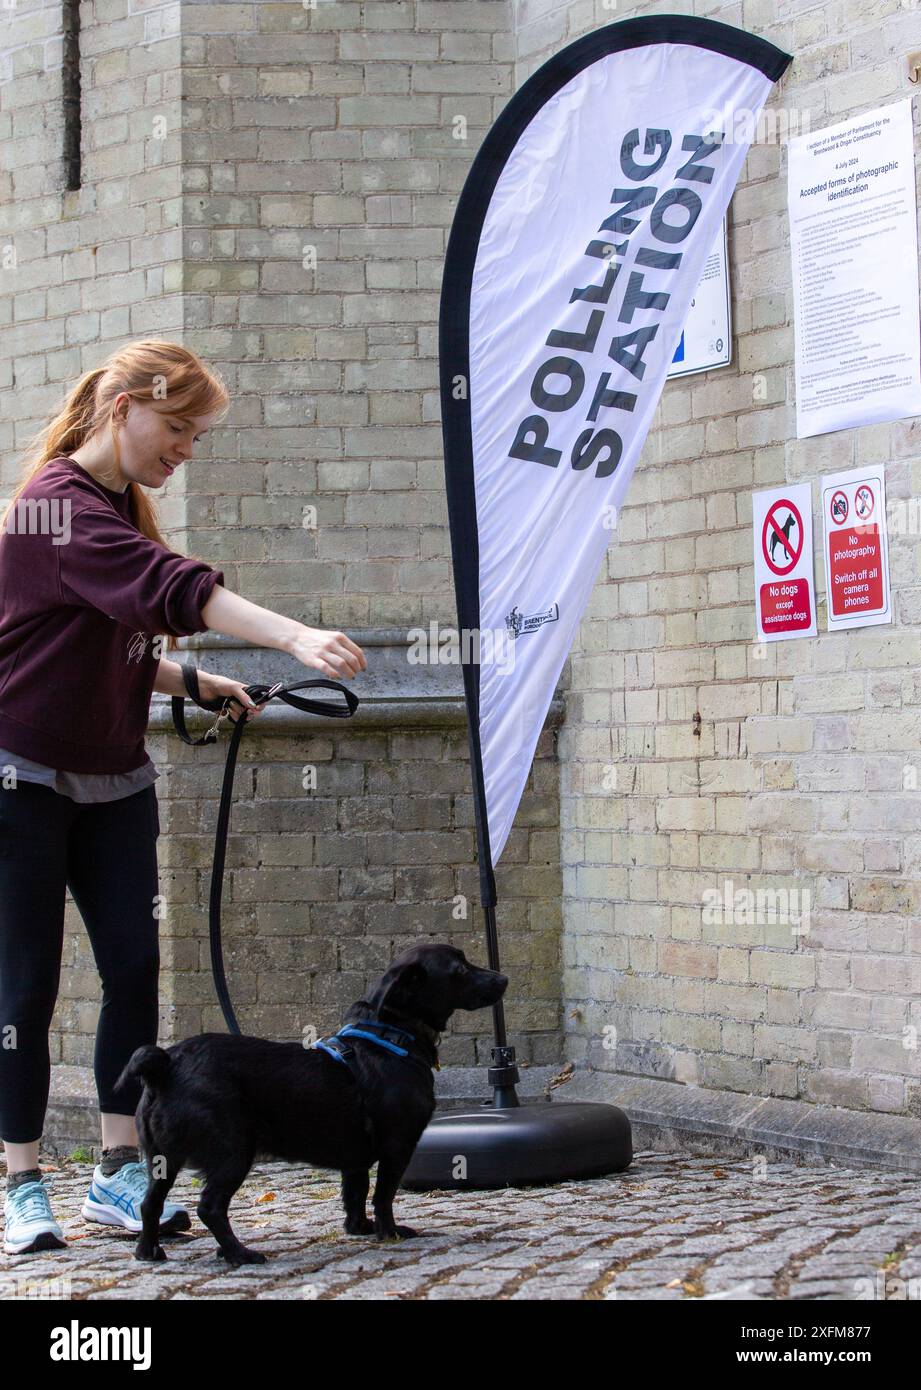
[[53, 637, 564, 1070], [0, 1, 563, 1088], [518, 0, 921, 1117], [3, 0, 919, 1121]]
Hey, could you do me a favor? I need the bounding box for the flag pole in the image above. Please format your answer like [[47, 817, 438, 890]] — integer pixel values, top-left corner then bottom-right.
[[403, 13, 791, 1190], [455, 593, 522, 1106]]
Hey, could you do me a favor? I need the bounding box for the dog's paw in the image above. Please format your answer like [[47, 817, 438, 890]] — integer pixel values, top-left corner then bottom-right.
[[220, 1245, 267, 1265], [158, 1210, 192, 1235], [135, 1242, 167, 1263], [344, 1217, 375, 1236], [374, 1224, 420, 1241]]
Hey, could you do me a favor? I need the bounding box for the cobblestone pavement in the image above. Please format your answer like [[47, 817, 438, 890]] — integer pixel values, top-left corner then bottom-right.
[[2, 1151, 919, 1301]]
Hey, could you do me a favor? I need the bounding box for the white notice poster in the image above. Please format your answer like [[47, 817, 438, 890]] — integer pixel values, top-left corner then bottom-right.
[[666, 218, 731, 379], [788, 98, 921, 438]]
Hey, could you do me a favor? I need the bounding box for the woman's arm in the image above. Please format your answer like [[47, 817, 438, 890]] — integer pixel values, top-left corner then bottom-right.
[[152, 657, 187, 697], [199, 584, 366, 679]]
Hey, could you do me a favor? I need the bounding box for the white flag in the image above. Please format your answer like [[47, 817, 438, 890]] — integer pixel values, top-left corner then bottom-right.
[[441, 16, 792, 903]]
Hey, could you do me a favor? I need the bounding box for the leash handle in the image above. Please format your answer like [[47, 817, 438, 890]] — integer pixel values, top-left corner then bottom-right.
[[170, 660, 359, 746], [242, 676, 359, 720]]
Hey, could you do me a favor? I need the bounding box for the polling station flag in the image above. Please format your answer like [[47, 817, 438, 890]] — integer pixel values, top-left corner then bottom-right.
[[440, 16, 792, 907]]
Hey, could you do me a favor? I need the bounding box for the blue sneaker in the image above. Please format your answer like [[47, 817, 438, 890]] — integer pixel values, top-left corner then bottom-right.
[[3, 1176, 67, 1254], [81, 1160, 191, 1235]]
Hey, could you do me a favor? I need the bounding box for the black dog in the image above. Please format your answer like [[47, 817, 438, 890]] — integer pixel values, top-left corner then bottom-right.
[[115, 943, 506, 1265]]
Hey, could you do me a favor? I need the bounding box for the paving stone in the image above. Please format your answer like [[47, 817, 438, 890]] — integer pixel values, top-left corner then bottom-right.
[[2, 1149, 919, 1300]]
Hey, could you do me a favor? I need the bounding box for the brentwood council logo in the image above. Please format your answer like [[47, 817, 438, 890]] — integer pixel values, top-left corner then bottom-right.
[[49, 1320, 151, 1370], [505, 602, 560, 640]]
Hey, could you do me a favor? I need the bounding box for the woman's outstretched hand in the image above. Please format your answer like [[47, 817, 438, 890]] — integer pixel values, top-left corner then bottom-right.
[[286, 625, 367, 680], [199, 588, 368, 682], [191, 628, 365, 726]]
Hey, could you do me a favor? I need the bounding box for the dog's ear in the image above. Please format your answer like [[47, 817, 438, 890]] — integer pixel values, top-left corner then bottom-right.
[[369, 961, 427, 1015]]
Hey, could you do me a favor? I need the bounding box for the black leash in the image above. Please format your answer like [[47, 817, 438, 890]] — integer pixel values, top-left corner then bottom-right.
[[170, 658, 359, 1034]]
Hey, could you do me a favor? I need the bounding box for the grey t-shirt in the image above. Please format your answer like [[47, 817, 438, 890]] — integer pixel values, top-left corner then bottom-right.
[[0, 745, 159, 803]]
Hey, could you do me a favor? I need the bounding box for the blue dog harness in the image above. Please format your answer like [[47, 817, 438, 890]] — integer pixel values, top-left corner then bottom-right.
[[311, 1018, 436, 1152], [313, 1017, 417, 1068]]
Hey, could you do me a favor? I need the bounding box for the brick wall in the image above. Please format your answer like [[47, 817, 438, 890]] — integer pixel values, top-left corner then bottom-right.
[[0, 0, 564, 1083], [143, 669, 563, 1066], [176, 0, 515, 631], [3, 0, 919, 1119], [516, 0, 921, 1118]]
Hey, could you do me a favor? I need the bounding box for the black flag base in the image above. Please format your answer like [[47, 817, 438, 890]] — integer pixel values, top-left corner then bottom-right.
[[401, 1047, 632, 1191]]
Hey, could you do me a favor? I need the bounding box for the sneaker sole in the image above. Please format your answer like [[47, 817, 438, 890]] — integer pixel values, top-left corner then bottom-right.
[[3, 1228, 67, 1255], [80, 1200, 191, 1235]]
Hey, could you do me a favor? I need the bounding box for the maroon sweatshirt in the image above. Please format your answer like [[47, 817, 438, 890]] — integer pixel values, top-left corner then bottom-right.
[[0, 457, 224, 773]]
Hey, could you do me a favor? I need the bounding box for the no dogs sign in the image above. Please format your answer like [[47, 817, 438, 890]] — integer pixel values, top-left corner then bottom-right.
[[752, 483, 817, 641], [820, 465, 891, 630]]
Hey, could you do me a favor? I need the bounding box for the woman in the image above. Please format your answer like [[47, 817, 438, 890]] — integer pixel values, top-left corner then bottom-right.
[[0, 339, 366, 1254]]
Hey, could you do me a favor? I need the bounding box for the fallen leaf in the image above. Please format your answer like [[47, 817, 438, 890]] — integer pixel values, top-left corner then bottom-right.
[[545, 1061, 575, 1095]]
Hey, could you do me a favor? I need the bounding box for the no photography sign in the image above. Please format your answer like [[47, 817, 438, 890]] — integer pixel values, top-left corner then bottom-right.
[[821, 465, 891, 630]]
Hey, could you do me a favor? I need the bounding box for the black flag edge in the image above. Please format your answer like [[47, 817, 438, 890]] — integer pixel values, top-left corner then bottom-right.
[[439, 15, 793, 909]]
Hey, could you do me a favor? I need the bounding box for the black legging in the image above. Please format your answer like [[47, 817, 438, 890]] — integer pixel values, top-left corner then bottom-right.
[[0, 778, 160, 1143]]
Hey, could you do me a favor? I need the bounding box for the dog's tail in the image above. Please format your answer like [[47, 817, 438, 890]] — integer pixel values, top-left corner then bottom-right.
[[114, 1044, 171, 1096]]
